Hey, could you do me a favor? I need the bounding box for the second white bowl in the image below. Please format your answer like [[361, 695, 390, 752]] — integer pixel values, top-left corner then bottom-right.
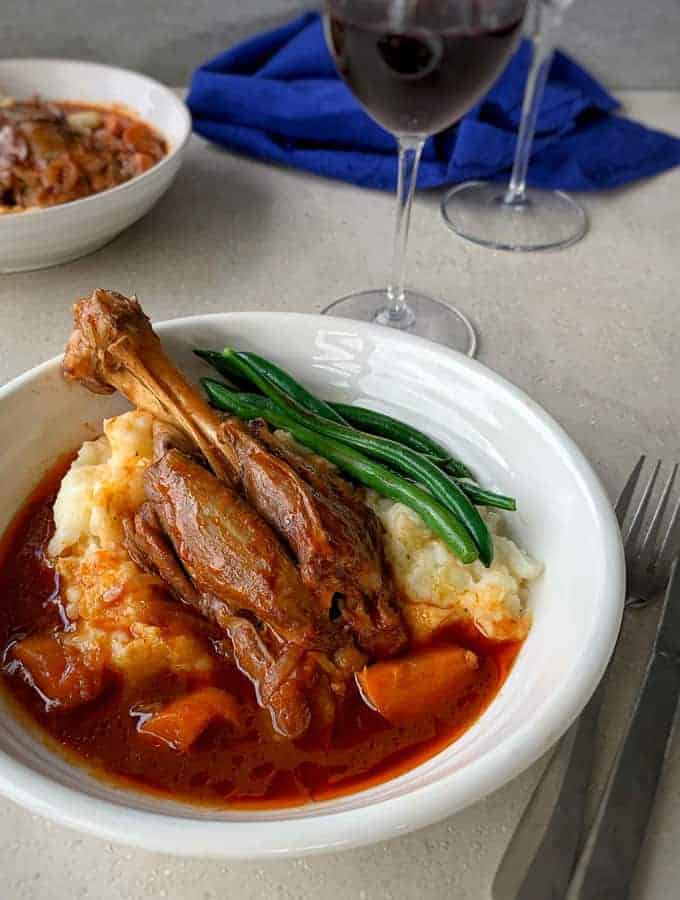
[[0, 59, 191, 273]]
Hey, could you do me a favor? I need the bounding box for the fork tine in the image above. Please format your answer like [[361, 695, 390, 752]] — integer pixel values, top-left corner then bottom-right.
[[641, 463, 679, 571], [615, 455, 645, 526], [656, 480, 680, 565], [623, 458, 660, 550]]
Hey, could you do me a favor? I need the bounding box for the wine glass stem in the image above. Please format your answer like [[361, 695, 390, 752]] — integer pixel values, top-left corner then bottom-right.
[[386, 136, 425, 322], [504, 2, 563, 206]]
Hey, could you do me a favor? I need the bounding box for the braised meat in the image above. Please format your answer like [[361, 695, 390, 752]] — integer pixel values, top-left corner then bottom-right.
[[124, 447, 345, 738], [245, 420, 407, 658], [125, 494, 313, 739], [62, 288, 240, 484], [63, 289, 409, 734], [0, 97, 166, 211], [63, 290, 407, 652], [140, 448, 318, 646]]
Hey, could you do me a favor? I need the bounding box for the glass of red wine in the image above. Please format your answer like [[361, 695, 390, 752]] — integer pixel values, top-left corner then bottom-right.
[[323, 0, 528, 355], [441, 0, 586, 251]]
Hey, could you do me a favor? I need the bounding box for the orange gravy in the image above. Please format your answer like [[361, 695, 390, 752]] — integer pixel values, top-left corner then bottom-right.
[[0, 458, 522, 808]]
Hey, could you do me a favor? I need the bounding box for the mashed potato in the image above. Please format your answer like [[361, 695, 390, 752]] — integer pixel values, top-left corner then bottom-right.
[[49, 409, 154, 560], [49, 410, 214, 681], [367, 493, 541, 642], [274, 428, 541, 643], [49, 413, 540, 689]]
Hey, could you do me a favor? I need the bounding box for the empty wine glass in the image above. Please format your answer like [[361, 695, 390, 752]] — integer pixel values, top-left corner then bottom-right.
[[323, 0, 528, 356], [441, 0, 587, 251]]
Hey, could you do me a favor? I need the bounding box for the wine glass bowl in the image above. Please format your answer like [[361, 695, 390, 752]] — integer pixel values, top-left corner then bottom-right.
[[323, 0, 528, 354], [326, 5, 527, 137]]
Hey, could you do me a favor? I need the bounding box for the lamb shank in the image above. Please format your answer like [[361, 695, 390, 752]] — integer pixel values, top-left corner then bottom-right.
[[63, 289, 407, 737]]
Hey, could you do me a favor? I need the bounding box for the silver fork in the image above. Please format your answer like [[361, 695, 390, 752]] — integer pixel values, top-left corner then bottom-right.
[[492, 456, 680, 900], [622, 457, 679, 600]]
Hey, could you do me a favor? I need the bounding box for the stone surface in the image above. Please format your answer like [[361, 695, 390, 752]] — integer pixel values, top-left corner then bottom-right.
[[0, 90, 679, 899]]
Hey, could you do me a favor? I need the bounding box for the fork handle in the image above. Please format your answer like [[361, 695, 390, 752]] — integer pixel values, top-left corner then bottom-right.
[[567, 571, 680, 899]]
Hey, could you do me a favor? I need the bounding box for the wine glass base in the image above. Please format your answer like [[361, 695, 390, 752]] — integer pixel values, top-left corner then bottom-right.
[[322, 289, 477, 357], [441, 182, 588, 252]]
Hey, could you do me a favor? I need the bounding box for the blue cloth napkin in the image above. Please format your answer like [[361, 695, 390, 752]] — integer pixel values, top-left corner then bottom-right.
[[187, 11, 680, 191]]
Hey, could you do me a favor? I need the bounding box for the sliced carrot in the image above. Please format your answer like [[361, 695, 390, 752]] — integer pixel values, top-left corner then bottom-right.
[[12, 634, 103, 709], [356, 645, 480, 726], [131, 152, 156, 173], [42, 155, 81, 194], [102, 113, 124, 138], [138, 687, 242, 752], [122, 121, 159, 155]]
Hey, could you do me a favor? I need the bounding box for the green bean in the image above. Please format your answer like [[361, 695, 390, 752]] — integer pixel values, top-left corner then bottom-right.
[[202, 379, 479, 564], [330, 401, 448, 460], [193, 349, 253, 391], [203, 347, 475, 478], [444, 459, 476, 479], [204, 385, 271, 418], [377, 466, 515, 512], [205, 379, 513, 512], [202, 374, 513, 513], [225, 349, 347, 424], [456, 482, 516, 512], [330, 401, 474, 477], [214, 356, 493, 566]]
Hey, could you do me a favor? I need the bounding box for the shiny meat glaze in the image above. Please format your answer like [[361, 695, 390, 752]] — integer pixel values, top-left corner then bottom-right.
[[61, 289, 407, 735]]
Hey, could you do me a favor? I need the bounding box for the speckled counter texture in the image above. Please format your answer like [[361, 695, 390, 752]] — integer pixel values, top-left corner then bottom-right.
[[0, 91, 678, 899]]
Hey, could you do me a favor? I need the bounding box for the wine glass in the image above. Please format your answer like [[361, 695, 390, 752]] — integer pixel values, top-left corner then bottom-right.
[[441, 0, 587, 252], [323, 0, 528, 356]]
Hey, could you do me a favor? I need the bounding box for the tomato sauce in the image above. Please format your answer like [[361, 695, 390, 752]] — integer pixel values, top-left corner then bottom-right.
[[0, 460, 522, 809], [0, 98, 168, 212]]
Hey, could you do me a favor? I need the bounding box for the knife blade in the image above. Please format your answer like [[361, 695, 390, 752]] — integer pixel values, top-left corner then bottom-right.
[[566, 557, 680, 899]]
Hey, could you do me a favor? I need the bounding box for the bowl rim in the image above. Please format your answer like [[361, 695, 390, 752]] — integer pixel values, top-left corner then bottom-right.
[[0, 57, 192, 224], [0, 311, 625, 858]]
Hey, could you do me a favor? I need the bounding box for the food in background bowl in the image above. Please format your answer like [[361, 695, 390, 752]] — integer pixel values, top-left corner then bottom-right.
[[0, 95, 167, 212], [0, 59, 190, 273], [0, 290, 541, 808]]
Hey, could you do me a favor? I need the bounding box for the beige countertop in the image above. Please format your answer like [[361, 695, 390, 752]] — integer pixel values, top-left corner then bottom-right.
[[0, 90, 679, 899]]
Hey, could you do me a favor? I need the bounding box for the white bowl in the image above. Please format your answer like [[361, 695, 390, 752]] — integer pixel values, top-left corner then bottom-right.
[[0, 312, 624, 857], [0, 59, 191, 273]]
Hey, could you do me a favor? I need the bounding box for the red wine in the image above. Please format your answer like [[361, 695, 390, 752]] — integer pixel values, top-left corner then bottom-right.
[[327, 7, 526, 135]]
